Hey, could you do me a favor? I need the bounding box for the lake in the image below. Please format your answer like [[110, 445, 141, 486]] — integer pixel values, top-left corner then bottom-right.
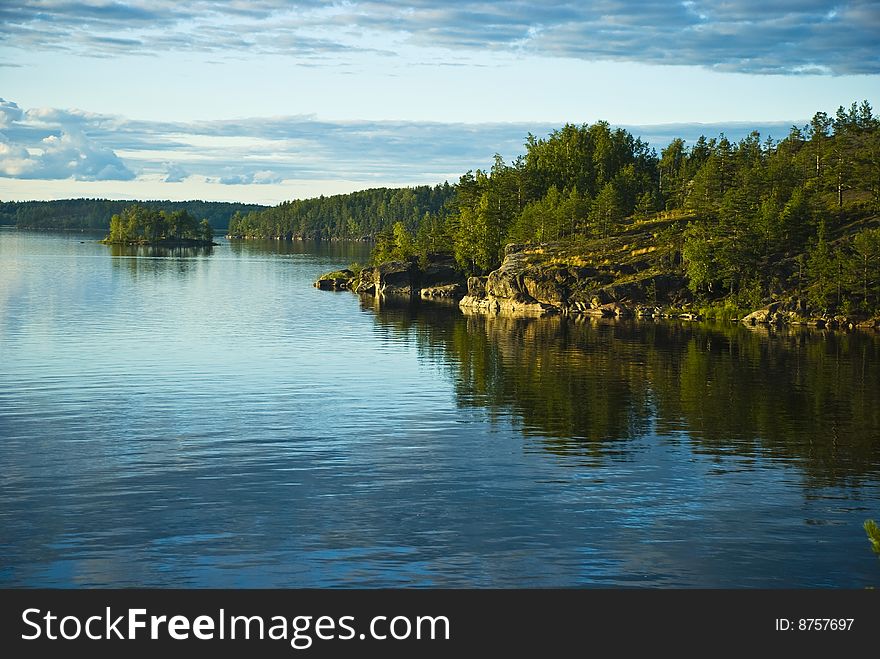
[[1, 228, 879, 587]]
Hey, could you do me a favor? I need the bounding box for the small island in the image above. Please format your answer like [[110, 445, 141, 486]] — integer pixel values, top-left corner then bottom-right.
[[101, 204, 217, 246]]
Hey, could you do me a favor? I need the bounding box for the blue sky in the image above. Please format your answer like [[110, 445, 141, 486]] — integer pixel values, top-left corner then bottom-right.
[[1, 1, 878, 203]]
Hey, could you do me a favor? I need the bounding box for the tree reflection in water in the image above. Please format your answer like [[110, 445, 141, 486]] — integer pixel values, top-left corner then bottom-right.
[[362, 295, 880, 488]]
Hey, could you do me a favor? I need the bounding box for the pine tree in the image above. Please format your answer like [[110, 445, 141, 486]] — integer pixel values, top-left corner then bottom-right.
[[590, 183, 622, 239], [807, 220, 835, 312]]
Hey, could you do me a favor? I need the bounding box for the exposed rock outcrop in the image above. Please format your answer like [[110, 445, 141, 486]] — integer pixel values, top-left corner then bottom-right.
[[421, 256, 461, 288], [739, 298, 878, 332], [319, 254, 466, 301], [421, 283, 465, 299], [459, 245, 690, 317], [356, 260, 417, 296], [315, 243, 879, 332], [741, 303, 782, 325], [460, 250, 559, 315], [314, 269, 355, 290]]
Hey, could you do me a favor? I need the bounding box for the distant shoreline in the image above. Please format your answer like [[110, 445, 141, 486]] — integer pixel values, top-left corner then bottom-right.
[[1, 225, 102, 233]]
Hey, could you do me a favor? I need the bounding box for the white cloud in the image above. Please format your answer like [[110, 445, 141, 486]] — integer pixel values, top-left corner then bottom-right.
[[163, 162, 189, 182], [0, 96, 834, 199], [252, 170, 283, 185], [0, 138, 32, 176], [217, 170, 284, 185], [37, 131, 135, 181], [0, 98, 24, 127], [0, 101, 135, 181], [0, 1, 876, 74]]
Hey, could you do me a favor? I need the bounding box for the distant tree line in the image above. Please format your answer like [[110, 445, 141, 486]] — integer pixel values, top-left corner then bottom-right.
[[105, 205, 213, 244], [0, 198, 265, 231], [226, 184, 455, 241]]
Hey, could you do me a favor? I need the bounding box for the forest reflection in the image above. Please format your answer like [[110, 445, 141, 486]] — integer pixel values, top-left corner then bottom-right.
[[362, 296, 880, 487], [108, 243, 213, 279], [108, 243, 214, 259]]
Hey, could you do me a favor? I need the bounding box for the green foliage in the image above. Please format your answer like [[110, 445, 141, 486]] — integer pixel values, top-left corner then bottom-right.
[[440, 120, 660, 272], [427, 100, 877, 291], [806, 220, 835, 312], [697, 299, 749, 322], [634, 191, 655, 219], [200, 219, 213, 242], [866, 520, 880, 557], [736, 276, 765, 311], [414, 211, 453, 259], [103, 205, 211, 244], [850, 228, 880, 313], [591, 182, 623, 239], [392, 221, 413, 256], [371, 227, 396, 264], [659, 138, 688, 209], [371, 221, 417, 265], [321, 270, 348, 279], [508, 185, 590, 244], [409, 101, 880, 309], [682, 223, 716, 297], [454, 192, 506, 273]]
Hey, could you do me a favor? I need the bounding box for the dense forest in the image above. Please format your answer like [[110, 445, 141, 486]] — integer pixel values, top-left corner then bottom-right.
[[0, 198, 264, 231], [103, 204, 214, 245], [362, 100, 880, 317], [226, 184, 455, 240]]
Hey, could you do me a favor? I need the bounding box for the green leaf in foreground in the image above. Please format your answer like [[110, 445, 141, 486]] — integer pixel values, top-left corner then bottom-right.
[[865, 520, 880, 556]]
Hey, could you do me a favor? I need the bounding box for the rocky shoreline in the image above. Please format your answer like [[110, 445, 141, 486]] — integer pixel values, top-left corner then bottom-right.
[[314, 254, 466, 301], [315, 243, 880, 332], [739, 303, 879, 331], [456, 243, 693, 318]]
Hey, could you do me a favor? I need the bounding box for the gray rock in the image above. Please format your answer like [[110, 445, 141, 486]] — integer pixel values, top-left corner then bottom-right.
[[314, 269, 354, 290], [374, 260, 416, 295], [419, 255, 462, 288], [504, 243, 529, 256], [467, 276, 488, 297], [421, 283, 465, 299], [742, 308, 771, 324]]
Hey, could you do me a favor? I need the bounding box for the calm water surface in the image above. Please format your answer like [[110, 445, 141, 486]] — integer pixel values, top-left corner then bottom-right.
[[1, 228, 879, 587]]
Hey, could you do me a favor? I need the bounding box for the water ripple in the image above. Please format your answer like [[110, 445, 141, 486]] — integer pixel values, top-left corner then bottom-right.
[[1, 230, 879, 587]]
